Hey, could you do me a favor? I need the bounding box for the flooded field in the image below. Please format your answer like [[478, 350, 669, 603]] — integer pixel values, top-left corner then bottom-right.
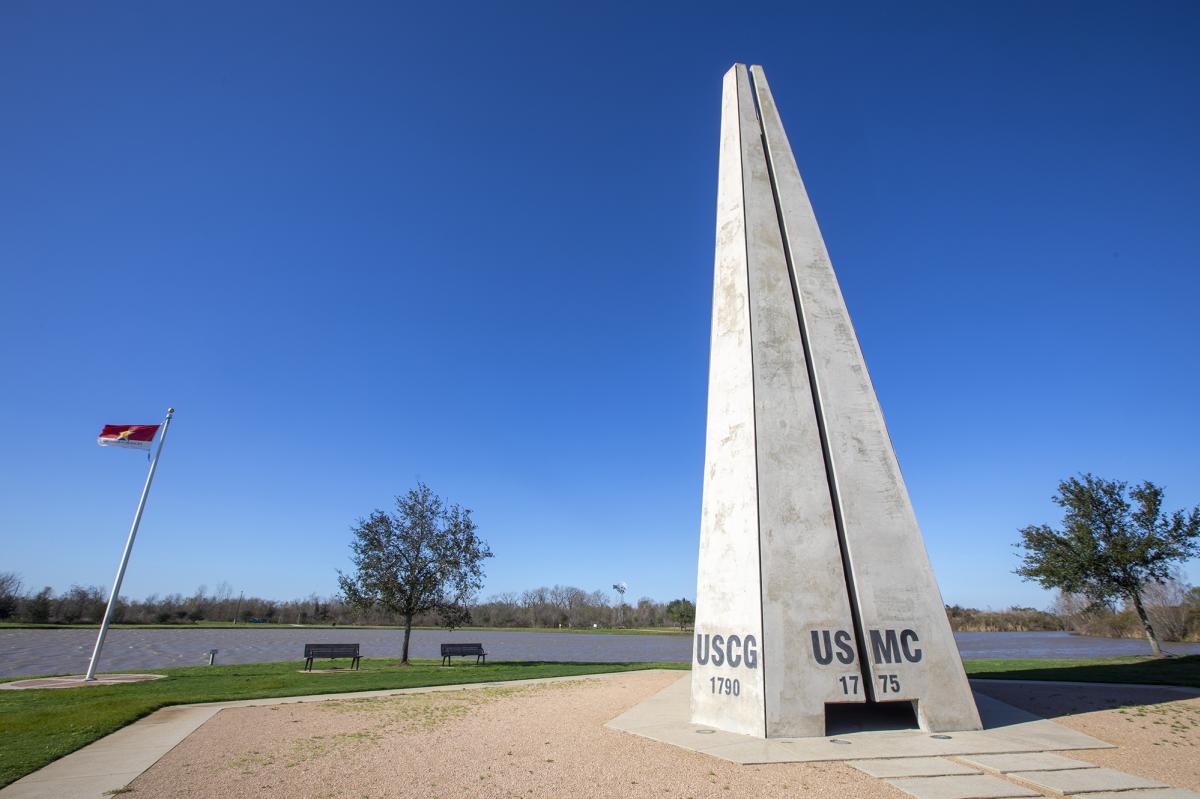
[[3, 628, 1198, 678]]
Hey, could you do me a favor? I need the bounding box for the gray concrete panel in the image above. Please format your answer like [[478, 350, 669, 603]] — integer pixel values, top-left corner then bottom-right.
[[690, 64, 767, 737], [960, 753, 1097, 773], [851, 758, 980, 778], [732, 62, 865, 736], [1008, 768, 1167, 795], [887, 775, 1039, 799], [748, 63, 980, 732], [693, 63, 980, 737]]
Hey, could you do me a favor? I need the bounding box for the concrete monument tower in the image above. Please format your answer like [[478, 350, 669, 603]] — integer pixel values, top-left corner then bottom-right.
[[691, 64, 981, 738]]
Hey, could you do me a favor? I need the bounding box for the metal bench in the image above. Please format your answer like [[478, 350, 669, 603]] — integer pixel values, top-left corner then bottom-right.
[[440, 642, 487, 666], [303, 643, 361, 671]]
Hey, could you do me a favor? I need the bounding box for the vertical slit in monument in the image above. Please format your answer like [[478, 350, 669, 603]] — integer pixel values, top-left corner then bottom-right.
[[737, 66, 770, 738], [747, 68, 876, 705]]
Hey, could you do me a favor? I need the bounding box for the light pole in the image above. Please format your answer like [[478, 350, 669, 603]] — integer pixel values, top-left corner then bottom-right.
[[612, 582, 627, 627]]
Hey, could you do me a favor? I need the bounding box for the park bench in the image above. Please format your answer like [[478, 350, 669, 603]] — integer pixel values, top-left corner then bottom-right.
[[303, 643, 361, 671], [440, 642, 487, 666]]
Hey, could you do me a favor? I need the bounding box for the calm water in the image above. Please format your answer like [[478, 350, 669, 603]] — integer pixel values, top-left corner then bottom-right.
[[2, 628, 1199, 679]]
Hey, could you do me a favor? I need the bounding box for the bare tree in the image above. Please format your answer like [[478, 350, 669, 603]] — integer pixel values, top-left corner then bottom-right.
[[550, 585, 588, 627], [0, 572, 21, 619], [1141, 570, 1190, 643], [1049, 591, 1091, 632]]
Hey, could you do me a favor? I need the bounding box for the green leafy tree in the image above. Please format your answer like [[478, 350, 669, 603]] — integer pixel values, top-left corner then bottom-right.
[[1015, 474, 1200, 657], [338, 483, 492, 664], [665, 597, 695, 630]]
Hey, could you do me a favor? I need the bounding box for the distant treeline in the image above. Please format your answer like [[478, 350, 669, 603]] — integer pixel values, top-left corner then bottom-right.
[[0, 575, 691, 630], [944, 605, 1065, 632], [4, 571, 1200, 641]]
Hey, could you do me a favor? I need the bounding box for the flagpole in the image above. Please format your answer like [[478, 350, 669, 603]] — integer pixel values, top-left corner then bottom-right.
[[84, 407, 175, 682]]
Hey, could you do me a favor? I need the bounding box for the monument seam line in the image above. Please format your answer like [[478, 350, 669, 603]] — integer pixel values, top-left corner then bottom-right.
[[735, 66, 770, 739], [748, 66, 876, 703], [695, 64, 979, 736]]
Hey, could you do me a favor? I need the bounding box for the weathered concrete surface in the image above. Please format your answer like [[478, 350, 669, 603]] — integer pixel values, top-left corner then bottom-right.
[[692, 63, 864, 739], [1007, 767, 1167, 795], [739, 59, 865, 741], [850, 758, 980, 778], [692, 62, 979, 737], [887, 775, 1038, 799], [750, 62, 980, 733], [751, 62, 980, 732], [959, 752, 1097, 773], [690, 63, 768, 738]]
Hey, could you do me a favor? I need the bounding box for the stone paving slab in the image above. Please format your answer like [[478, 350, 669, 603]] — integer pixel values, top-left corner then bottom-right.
[[959, 753, 1097, 773], [1008, 767, 1167, 795], [1075, 787, 1200, 791], [888, 774, 1040, 799], [851, 757, 980, 778]]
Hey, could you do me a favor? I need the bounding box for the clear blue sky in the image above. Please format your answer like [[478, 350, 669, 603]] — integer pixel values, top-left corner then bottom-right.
[[2, 1, 1198, 610]]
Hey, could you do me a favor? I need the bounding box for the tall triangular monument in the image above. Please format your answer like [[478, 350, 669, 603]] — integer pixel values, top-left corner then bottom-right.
[[691, 64, 981, 739]]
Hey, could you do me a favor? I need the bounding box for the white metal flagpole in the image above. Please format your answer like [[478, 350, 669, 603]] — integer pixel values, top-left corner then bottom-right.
[[84, 407, 175, 682]]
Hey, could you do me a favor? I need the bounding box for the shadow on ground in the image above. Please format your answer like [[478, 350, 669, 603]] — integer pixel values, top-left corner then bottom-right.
[[968, 655, 1200, 690], [975, 681, 1196, 719]]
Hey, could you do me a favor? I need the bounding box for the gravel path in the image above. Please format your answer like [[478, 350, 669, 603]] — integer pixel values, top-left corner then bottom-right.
[[129, 671, 901, 799], [128, 673, 1200, 798]]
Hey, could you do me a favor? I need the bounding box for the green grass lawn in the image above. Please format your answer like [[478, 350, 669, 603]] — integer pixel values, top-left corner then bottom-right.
[[4, 655, 1198, 790], [964, 654, 1200, 688], [0, 658, 687, 789]]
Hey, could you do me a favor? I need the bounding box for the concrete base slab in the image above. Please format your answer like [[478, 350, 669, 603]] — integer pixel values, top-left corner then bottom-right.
[[1075, 787, 1200, 791], [851, 757, 980, 778], [605, 675, 1113, 764], [960, 753, 1097, 773], [888, 775, 1039, 799], [1008, 768, 1167, 796], [0, 674, 165, 691]]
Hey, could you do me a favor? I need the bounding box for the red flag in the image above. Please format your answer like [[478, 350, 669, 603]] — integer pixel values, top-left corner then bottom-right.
[[97, 424, 160, 450]]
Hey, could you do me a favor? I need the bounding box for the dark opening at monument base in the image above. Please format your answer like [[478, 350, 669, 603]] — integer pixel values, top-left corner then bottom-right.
[[824, 700, 920, 736]]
